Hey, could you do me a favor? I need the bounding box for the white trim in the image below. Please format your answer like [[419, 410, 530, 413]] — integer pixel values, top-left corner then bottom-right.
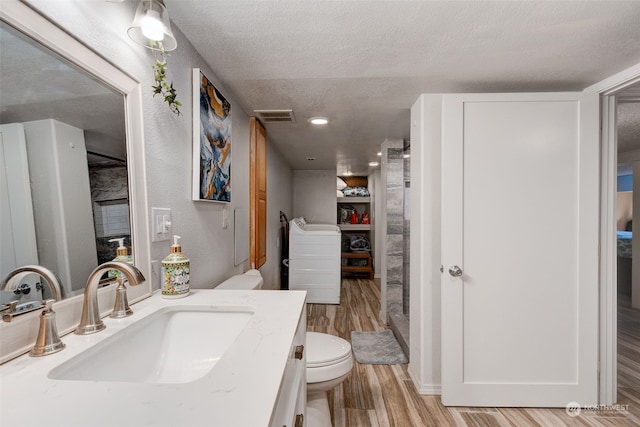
[[599, 95, 618, 406], [0, 0, 151, 363], [584, 62, 640, 95], [408, 367, 442, 395]]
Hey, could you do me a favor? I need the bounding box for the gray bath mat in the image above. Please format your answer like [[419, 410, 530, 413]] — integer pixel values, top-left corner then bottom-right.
[[350, 330, 408, 364]]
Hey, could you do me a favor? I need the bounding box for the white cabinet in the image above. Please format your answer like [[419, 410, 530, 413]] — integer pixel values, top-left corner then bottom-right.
[[270, 304, 307, 427]]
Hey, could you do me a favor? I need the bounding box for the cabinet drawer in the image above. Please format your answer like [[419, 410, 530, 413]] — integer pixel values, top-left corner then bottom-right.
[[270, 305, 306, 427]]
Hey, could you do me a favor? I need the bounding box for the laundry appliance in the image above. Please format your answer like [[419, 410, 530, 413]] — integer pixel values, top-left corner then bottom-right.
[[288, 217, 341, 304]]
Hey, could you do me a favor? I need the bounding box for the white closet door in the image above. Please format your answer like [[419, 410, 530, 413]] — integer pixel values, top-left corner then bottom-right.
[[441, 92, 599, 407]]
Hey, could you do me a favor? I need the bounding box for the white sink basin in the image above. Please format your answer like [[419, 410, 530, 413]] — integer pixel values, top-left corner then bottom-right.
[[48, 305, 253, 384]]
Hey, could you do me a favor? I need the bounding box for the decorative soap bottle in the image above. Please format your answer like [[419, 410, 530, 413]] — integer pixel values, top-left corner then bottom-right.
[[161, 235, 190, 299], [108, 237, 134, 279]]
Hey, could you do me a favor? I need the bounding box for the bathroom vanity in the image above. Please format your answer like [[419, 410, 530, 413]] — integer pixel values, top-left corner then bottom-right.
[[0, 289, 307, 427]]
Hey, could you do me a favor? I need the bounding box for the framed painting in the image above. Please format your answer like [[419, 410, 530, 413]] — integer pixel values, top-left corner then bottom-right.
[[192, 68, 231, 202]]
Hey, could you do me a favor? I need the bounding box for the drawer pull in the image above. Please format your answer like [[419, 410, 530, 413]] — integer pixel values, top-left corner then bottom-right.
[[294, 345, 304, 360], [295, 413, 304, 427]]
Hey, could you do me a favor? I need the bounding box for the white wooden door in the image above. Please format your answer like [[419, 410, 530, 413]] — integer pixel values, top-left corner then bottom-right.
[[441, 93, 599, 407], [0, 124, 38, 281]]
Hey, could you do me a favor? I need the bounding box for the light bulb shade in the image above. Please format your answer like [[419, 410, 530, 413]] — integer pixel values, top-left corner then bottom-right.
[[127, 0, 177, 51]]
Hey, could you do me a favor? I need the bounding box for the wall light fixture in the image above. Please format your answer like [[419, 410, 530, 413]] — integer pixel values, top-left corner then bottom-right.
[[127, 0, 177, 51]]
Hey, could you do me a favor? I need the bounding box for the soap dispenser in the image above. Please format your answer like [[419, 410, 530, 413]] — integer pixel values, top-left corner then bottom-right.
[[161, 235, 190, 299], [108, 237, 134, 279]]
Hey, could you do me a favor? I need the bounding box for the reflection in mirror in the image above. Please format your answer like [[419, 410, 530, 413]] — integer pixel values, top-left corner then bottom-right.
[[0, 23, 132, 306]]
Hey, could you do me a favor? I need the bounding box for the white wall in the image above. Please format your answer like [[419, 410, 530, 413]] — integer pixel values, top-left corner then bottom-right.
[[369, 169, 382, 278], [26, 0, 291, 290], [292, 170, 337, 224], [261, 142, 293, 289], [409, 94, 443, 394]]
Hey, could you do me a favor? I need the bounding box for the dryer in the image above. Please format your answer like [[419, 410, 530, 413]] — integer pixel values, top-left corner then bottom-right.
[[289, 217, 341, 304]]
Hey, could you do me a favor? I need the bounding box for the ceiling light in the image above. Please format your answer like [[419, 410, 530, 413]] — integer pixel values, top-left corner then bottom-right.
[[309, 117, 329, 125], [377, 152, 382, 156], [369, 161, 379, 167], [403, 154, 411, 159], [344, 171, 353, 176], [128, 0, 177, 51]]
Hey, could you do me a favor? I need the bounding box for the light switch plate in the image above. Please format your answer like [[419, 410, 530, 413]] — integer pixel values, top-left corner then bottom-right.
[[151, 207, 172, 242]]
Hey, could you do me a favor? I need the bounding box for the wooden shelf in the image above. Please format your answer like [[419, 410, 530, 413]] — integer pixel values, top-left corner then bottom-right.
[[338, 224, 370, 231], [337, 196, 370, 203], [341, 252, 373, 279], [341, 252, 371, 258]]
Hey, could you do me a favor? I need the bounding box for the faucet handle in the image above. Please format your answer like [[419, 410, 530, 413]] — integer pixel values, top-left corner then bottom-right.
[[29, 299, 65, 357], [1, 301, 19, 321], [110, 279, 133, 319]]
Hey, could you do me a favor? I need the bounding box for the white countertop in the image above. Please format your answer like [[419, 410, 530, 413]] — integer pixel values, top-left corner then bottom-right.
[[0, 289, 307, 427]]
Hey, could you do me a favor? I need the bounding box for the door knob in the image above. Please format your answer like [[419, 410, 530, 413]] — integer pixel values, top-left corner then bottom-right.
[[448, 265, 463, 277]]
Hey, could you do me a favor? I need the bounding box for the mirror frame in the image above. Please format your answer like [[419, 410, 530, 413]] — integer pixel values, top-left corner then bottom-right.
[[0, 1, 151, 363]]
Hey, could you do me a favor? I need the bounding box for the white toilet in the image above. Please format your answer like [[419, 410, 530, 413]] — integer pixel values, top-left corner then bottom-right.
[[216, 270, 353, 426]]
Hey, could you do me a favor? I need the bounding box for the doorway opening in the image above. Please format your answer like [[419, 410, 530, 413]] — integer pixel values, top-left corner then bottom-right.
[[613, 83, 640, 404], [594, 66, 640, 405]]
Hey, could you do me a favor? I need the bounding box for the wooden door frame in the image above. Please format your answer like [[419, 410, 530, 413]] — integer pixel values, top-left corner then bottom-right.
[[249, 117, 267, 269], [585, 62, 640, 405]]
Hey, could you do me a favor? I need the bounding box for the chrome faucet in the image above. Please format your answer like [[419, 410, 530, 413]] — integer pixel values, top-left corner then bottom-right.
[[1, 265, 65, 357], [75, 261, 145, 335]]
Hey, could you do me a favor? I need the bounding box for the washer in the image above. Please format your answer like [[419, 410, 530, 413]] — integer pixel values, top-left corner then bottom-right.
[[288, 217, 341, 304]]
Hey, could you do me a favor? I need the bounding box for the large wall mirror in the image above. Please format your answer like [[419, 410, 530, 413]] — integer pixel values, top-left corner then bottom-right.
[[0, 2, 151, 318]]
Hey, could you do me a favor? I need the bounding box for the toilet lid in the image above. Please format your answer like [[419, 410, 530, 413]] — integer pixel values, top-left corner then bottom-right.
[[306, 332, 352, 368]]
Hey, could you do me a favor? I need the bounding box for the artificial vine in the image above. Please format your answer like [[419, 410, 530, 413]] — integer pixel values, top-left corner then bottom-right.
[[151, 44, 182, 116]]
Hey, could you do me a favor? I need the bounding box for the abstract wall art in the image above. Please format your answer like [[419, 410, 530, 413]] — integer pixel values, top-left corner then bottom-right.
[[192, 68, 231, 202]]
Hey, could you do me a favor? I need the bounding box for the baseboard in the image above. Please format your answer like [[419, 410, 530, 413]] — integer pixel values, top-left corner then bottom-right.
[[418, 384, 442, 395], [407, 368, 442, 395]]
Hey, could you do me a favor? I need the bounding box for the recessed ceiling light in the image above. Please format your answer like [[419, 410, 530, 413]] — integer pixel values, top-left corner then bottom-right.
[[369, 161, 379, 167], [377, 152, 382, 156], [403, 154, 411, 159], [309, 117, 329, 125]]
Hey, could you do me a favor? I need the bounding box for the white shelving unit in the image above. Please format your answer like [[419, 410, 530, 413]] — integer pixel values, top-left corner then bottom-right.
[[337, 196, 373, 278]]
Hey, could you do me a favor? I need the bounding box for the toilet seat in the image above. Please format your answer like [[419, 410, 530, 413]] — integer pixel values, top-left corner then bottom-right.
[[306, 332, 353, 384]]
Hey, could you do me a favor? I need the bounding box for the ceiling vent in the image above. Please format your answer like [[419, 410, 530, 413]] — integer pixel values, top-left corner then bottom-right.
[[254, 109, 296, 123]]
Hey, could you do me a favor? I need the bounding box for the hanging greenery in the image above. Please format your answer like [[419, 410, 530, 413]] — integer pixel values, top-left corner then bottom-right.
[[151, 44, 182, 116]]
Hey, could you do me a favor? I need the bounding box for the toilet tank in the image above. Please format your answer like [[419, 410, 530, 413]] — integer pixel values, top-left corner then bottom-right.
[[215, 270, 263, 290]]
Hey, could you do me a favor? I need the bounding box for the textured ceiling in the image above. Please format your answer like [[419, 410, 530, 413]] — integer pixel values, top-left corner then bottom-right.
[[2, 2, 640, 174], [166, 0, 640, 175], [0, 25, 126, 163], [618, 101, 640, 154]]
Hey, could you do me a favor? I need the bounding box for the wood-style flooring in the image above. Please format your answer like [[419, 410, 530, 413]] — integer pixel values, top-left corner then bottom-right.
[[306, 278, 640, 426]]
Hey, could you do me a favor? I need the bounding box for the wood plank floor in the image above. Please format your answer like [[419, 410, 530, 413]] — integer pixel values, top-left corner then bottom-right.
[[307, 278, 640, 426]]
